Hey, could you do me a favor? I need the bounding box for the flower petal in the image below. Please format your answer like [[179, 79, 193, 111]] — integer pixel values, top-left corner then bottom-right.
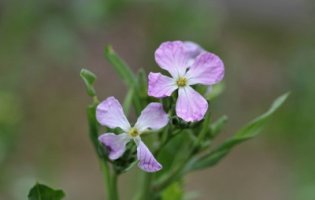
[[135, 138, 162, 172], [186, 52, 224, 86], [98, 133, 131, 160], [176, 86, 208, 122], [155, 41, 189, 78], [184, 41, 205, 57], [96, 97, 131, 132], [184, 41, 205, 66], [148, 72, 177, 98], [135, 102, 169, 132]]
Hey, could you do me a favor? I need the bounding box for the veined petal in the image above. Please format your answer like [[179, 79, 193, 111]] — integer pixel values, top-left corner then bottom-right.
[[96, 97, 131, 132], [184, 41, 205, 66], [135, 138, 162, 172], [98, 133, 131, 160], [135, 102, 169, 133], [176, 86, 208, 122], [148, 72, 177, 98], [184, 41, 204, 57], [155, 41, 189, 78], [186, 52, 224, 86]]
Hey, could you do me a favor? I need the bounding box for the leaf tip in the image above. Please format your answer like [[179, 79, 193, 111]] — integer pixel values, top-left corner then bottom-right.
[[80, 68, 97, 97], [104, 45, 114, 55]]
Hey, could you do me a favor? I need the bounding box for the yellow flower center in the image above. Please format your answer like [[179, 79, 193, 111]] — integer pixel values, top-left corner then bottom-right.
[[128, 127, 139, 137], [176, 77, 187, 87]]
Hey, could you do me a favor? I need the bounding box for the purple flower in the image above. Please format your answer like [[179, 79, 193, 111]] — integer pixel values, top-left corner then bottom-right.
[[96, 97, 168, 172], [148, 41, 225, 122]]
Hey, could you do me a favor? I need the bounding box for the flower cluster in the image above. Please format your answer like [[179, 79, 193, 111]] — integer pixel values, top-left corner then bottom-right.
[[96, 41, 224, 172]]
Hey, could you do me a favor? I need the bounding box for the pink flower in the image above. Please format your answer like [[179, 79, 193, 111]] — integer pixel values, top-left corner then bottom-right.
[[96, 97, 169, 172], [148, 41, 224, 122]]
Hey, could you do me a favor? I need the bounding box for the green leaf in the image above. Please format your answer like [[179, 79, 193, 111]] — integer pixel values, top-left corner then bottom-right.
[[80, 68, 96, 97], [87, 104, 102, 158], [136, 69, 148, 99], [209, 115, 228, 138], [235, 92, 290, 138], [123, 87, 135, 115], [28, 183, 65, 200], [189, 92, 289, 171], [161, 181, 183, 200], [104, 45, 136, 86], [104, 46, 144, 114]]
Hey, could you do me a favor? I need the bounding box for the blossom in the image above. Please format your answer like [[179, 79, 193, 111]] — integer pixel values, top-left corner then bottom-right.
[[148, 41, 224, 122], [96, 97, 168, 172]]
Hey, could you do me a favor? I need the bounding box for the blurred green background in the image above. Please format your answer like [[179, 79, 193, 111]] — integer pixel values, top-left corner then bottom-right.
[[0, 0, 314, 199]]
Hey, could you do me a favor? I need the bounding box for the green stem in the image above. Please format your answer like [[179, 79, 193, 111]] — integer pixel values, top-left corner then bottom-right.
[[153, 117, 212, 192], [101, 161, 113, 200], [152, 157, 188, 192], [111, 172, 119, 200], [134, 172, 152, 200], [86, 97, 119, 200]]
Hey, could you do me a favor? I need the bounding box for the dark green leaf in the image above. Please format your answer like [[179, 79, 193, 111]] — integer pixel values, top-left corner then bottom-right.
[[80, 68, 96, 97], [189, 92, 289, 171], [28, 183, 65, 200]]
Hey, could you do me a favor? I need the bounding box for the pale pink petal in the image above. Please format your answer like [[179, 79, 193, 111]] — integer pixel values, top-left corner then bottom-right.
[[98, 133, 131, 160], [155, 41, 190, 78], [96, 97, 131, 131], [135, 138, 162, 172], [185, 52, 224, 86], [184, 41, 205, 62], [148, 72, 177, 98], [135, 103, 169, 132], [176, 86, 208, 122]]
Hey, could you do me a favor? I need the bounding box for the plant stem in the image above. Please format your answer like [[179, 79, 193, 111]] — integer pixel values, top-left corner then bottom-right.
[[101, 161, 113, 200], [135, 172, 152, 200], [86, 98, 119, 200], [152, 157, 188, 192], [111, 172, 119, 200]]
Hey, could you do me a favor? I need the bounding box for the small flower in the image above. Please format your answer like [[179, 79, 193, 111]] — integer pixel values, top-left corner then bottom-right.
[[96, 97, 168, 172], [148, 41, 224, 122]]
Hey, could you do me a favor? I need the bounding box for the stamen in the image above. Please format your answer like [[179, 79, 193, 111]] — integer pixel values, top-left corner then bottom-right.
[[176, 77, 187, 87], [128, 127, 139, 137]]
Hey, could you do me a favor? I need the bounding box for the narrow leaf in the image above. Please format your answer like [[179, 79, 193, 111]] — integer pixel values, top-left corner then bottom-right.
[[123, 87, 135, 115], [80, 68, 96, 97], [136, 69, 148, 98], [28, 183, 65, 200], [209, 115, 228, 138], [104, 46, 136, 86], [189, 92, 289, 171], [104, 46, 144, 114]]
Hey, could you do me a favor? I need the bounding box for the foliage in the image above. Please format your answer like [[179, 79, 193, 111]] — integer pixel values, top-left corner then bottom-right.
[[27, 183, 65, 200]]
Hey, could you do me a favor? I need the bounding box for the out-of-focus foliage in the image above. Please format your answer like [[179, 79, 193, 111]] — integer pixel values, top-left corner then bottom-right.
[[0, 0, 314, 199]]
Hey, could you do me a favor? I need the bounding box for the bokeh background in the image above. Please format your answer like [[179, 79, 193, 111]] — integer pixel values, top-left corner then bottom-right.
[[0, 0, 314, 199]]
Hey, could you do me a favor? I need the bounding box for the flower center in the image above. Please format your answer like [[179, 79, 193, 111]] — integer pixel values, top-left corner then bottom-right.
[[128, 127, 139, 137], [176, 77, 187, 87]]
